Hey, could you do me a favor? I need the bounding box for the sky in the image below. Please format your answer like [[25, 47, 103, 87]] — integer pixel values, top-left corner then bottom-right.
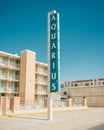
[[0, 0, 104, 81]]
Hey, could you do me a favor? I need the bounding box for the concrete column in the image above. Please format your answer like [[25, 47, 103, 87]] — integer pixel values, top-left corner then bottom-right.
[[10, 97, 20, 113], [19, 50, 36, 105], [83, 98, 87, 107], [66, 98, 72, 107], [1, 97, 8, 115], [44, 98, 48, 108], [0, 97, 2, 110], [96, 79, 98, 85]]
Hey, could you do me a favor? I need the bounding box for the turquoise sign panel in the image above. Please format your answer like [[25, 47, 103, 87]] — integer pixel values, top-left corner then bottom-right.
[[50, 12, 60, 92]]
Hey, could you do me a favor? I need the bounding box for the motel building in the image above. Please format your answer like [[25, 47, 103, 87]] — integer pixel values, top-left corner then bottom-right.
[[0, 49, 104, 114], [0, 10, 104, 114], [0, 50, 49, 111], [61, 78, 104, 107]]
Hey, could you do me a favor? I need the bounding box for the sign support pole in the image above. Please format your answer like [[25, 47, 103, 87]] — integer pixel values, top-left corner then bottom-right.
[[48, 93, 53, 120]]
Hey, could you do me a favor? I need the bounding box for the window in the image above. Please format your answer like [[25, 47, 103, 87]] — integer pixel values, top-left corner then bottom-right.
[[98, 82, 101, 85], [63, 91, 67, 95], [16, 60, 20, 68], [9, 70, 19, 80], [8, 82, 13, 92], [2, 57, 6, 64], [85, 83, 89, 86], [9, 70, 14, 79], [15, 71, 19, 80], [8, 82, 19, 92], [0, 81, 5, 91], [37, 67, 47, 73], [61, 84, 64, 88], [37, 86, 46, 94], [0, 56, 7, 65], [10, 59, 20, 68], [38, 76, 47, 83], [14, 82, 19, 92], [0, 68, 6, 78], [10, 59, 14, 67], [91, 83, 93, 85], [3, 57, 7, 65], [75, 84, 78, 87], [71, 84, 74, 87], [0, 93, 4, 96]]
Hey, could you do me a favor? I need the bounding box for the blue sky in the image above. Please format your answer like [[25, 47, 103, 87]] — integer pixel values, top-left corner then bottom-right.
[[0, 0, 104, 81]]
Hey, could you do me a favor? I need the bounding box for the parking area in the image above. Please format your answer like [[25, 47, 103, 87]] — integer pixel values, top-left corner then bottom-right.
[[0, 108, 104, 130]]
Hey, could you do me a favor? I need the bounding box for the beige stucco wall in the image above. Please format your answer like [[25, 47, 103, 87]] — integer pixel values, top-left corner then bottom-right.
[[10, 97, 20, 112], [19, 50, 36, 104], [69, 86, 104, 107]]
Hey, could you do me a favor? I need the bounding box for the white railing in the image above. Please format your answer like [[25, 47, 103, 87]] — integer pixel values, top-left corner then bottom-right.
[[9, 75, 19, 80], [0, 75, 6, 79], [0, 62, 8, 66], [9, 63, 20, 68], [36, 91, 47, 94], [8, 88, 19, 93]]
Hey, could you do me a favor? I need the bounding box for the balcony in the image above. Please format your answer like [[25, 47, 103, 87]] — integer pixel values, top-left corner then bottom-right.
[[36, 67, 47, 76], [9, 63, 20, 70], [36, 72, 47, 77], [35, 77, 47, 85], [35, 81, 47, 86], [7, 87, 19, 93], [0, 62, 20, 70], [0, 74, 7, 80], [8, 75, 19, 81], [0, 88, 5, 92], [0, 62, 8, 68], [0, 75, 19, 81]]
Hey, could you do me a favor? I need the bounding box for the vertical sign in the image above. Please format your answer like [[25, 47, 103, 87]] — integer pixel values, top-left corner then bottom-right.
[[48, 10, 60, 93]]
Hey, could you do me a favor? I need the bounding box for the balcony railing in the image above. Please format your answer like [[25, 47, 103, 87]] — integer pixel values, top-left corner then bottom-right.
[[36, 72, 47, 77], [35, 91, 47, 94], [0, 62, 8, 67], [0, 88, 5, 92], [0, 75, 7, 79], [9, 75, 19, 80], [8, 88, 19, 93], [0, 62, 20, 69], [9, 63, 20, 68], [35, 82, 48, 86]]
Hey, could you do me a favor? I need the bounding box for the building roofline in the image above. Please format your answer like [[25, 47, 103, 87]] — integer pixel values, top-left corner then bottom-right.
[[99, 78, 104, 81], [36, 61, 48, 66], [0, 51, 20, 58], [21, 49, 36, 54], [61, 78, 104, 84], [72, 79, 93, 83]]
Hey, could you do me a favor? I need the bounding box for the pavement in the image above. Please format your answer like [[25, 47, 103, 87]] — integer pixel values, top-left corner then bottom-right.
[[0, 107, 104, 130], [87, 123, 104, 130]]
